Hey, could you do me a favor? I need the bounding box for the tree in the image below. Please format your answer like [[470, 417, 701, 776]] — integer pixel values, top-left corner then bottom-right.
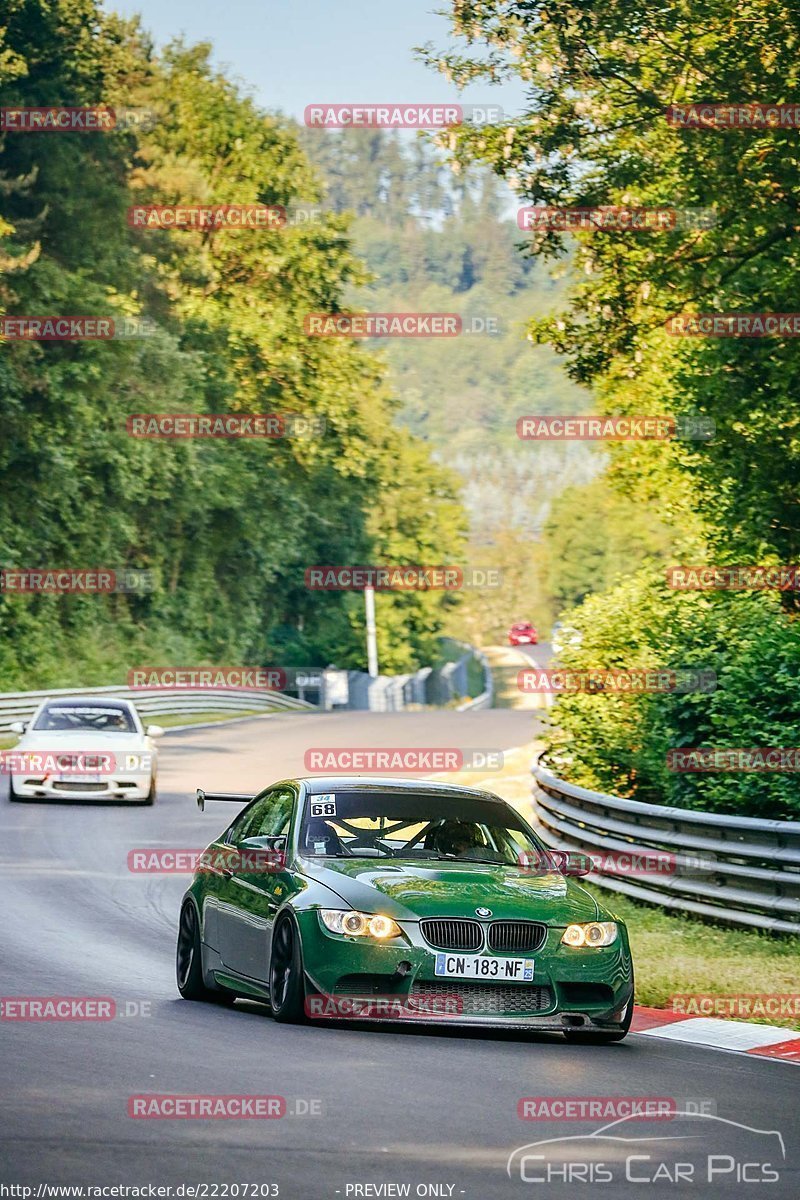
[[422, 1, 800, 579], [0, 2, 465, 685]]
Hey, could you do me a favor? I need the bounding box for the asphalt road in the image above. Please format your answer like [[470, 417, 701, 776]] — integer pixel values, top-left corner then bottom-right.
[[1, 710, 796, 1199]]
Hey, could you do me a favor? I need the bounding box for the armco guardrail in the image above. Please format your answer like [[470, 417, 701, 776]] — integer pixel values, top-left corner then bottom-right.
[[340, 644, 490, 712], [0, 685, 313, 731], [532, 762, 800, 935], [456, 649, 493, 711]]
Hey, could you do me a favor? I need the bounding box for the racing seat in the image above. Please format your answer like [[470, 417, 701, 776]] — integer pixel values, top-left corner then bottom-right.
[[303, 818, 346, 856]]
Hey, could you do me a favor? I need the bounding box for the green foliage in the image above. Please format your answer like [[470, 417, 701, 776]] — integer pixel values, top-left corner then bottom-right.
[[423, 0, 800, 578], [0, 2, 465, 686], [300, 128, 601, 637], [542, 475, 675, 613], [423, 2, 800, 815], [546, 571, 800, 819]]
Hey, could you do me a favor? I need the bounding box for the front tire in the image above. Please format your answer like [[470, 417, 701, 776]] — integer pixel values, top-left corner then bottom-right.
[[141, 775, 157, 806], [269, 915, 306, 1023], [176, 901, 213, 1000], [8, 779, 22, 802]]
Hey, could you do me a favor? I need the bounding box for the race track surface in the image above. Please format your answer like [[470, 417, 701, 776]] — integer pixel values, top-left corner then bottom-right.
[[1, 711, 796, 1199]]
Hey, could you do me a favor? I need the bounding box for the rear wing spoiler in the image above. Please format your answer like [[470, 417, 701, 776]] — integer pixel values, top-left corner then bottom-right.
[[196, 788, 252, 812]]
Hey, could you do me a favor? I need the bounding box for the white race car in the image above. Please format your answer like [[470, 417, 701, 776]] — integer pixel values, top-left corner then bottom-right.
[[7, 697, 163, 804]]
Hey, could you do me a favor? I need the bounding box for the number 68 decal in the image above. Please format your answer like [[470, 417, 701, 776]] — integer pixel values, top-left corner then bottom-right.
[[310, 794, 336, 816]]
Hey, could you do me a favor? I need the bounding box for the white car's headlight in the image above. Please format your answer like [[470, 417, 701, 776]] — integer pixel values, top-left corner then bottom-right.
[[319, 909, 402, 939], [561, 921, 618, 948]]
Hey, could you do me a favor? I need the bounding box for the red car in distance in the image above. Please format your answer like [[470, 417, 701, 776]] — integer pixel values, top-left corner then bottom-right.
[[508, 621, 538, 646]]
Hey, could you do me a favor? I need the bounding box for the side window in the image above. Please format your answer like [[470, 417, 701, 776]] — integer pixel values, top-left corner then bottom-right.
[[225, 800, 262, 844], [251, 788, 295, 837], [228, 788, 294, 842]]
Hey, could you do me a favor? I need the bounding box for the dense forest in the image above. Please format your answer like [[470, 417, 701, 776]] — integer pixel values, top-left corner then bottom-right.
[[4, 0, 799, 817], [0, 1, 666, 688], [0, 0, 467, 685], [299, 127, 670, 633], [426, 0, 800, 816]]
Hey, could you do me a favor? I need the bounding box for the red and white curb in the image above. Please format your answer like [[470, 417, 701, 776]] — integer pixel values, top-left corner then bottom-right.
[[632, 1005, 800, 1063]]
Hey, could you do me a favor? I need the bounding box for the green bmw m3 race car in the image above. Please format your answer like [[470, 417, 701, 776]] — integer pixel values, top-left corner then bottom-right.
[[177, 776, 634, 1040]]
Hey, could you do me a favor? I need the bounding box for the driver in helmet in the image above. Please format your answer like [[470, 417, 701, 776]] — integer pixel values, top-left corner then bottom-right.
[[432, 819, 484, 857]]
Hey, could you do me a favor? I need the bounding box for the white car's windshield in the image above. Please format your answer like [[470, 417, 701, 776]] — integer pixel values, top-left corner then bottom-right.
[[33, 704, 137, 733]]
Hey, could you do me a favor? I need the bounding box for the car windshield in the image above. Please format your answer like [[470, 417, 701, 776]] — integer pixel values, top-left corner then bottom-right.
[[33, 704, 136, 733], [299, 790, 550, 866]]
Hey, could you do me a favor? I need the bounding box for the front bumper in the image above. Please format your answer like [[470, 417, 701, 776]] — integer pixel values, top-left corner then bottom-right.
[[10, 773, 152, 801], [298, 911, 633, 1031]]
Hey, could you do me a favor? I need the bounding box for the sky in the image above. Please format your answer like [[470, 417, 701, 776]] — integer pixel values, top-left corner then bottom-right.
[[106, 0, 527, 122]]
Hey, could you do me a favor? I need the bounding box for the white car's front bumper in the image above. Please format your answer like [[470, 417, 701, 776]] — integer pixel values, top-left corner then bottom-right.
[[10, 773, 153, 801]]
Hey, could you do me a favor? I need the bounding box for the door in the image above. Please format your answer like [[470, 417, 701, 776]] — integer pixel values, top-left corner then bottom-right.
[[217, 786, 296, 980]]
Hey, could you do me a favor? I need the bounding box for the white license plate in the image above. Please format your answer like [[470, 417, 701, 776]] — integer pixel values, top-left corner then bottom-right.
[[65, 775, 103, 784], [434, 953, 534, 982]]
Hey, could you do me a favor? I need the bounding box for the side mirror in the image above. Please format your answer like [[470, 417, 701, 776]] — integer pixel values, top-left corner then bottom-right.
[[9, 721, 27, 734], [146, 724, 165, 738], [563, 851, 592, 877], [237, 835, 287, 872], [547, 849, 592, 877]]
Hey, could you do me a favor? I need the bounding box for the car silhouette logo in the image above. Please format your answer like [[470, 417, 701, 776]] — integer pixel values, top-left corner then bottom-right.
[[475, 907, 492, 918]]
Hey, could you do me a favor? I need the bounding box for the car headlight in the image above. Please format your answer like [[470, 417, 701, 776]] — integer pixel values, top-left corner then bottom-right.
[[561, 921, 618, 948], [319, 909, 402, 939]]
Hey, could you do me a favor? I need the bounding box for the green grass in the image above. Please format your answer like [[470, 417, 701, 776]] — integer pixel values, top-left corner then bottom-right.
[[588, 885, 800, 1030], [147, 709, 265, 728]]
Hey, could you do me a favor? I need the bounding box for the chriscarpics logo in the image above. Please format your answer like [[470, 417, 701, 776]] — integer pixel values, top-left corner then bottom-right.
[[507, 1112, 786, 1186]]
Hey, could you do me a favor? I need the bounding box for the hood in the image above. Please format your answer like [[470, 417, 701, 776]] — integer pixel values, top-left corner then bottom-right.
[[300, 857, 600, 924], [10, 731, 147, 772]]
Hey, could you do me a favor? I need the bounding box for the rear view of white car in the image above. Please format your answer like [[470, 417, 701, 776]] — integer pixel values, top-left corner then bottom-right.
[[6, 697, 163, 804]]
